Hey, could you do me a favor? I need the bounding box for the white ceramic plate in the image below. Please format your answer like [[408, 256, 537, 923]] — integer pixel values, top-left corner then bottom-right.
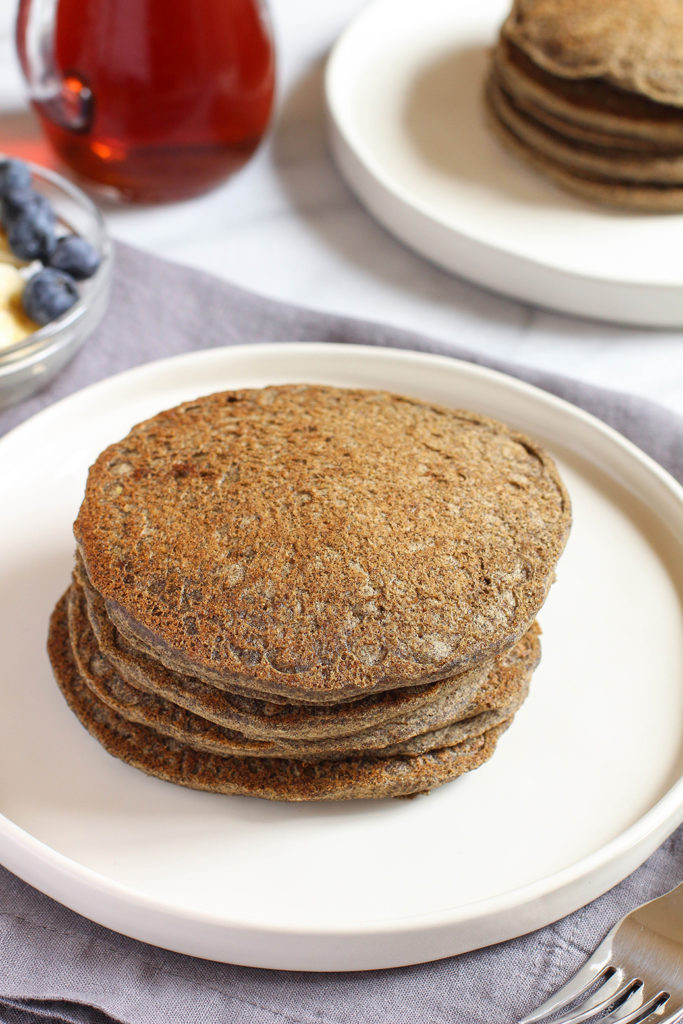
[[1, 343, 682, 971], [326, 0, 683, 327]]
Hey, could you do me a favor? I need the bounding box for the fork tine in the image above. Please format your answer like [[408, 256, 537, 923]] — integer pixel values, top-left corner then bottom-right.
[[524, 970, 651, 1024], [653, 1004, 683, 1024], [529, 976, 645, 1024], [519, 928, 618, 1024], [599, 990, 669, 1023]]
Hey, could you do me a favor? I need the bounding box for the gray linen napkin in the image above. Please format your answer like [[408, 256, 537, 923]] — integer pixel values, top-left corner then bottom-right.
[[0, 242, 681, 1024]]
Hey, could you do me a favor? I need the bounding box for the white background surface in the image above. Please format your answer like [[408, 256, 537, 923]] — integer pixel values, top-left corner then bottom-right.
[[1, 0, 683, 416]]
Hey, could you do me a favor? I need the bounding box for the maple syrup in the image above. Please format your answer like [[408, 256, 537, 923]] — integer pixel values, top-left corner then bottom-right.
[[17, 0, 275, 202]]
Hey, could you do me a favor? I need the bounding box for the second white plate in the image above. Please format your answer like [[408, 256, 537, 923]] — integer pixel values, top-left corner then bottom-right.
[[326, 0, 683, 326], [0, 343, 682, 970]]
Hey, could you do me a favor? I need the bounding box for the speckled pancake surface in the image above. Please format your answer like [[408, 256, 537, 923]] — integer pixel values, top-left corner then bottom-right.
[[49, 595, 509, 802], [502, 0, 683, 105], [74, 384, 570, 702]]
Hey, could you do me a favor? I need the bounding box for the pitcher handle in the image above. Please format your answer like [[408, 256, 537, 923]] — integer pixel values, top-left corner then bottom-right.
[[16, 0, 93, 133]]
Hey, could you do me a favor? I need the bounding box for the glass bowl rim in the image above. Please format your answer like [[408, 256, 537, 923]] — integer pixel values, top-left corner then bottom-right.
[[0, 159, 113, 364]]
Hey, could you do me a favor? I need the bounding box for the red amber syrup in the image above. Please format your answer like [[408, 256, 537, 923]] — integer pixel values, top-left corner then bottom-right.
[[18, 0, 275, 202]]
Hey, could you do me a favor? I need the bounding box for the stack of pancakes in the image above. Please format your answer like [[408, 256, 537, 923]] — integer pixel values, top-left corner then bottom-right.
[[486, 0, 683, 210], [48, 385, 571, 801]]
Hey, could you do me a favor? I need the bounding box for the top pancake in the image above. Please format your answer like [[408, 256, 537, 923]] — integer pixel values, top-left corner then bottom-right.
[[503, 0, 683, 106], [75, 385, 570, 702]]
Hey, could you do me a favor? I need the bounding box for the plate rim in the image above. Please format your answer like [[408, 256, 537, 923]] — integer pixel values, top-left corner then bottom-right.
[[324, 0, 683, 325], [1, 341, 682, 968]]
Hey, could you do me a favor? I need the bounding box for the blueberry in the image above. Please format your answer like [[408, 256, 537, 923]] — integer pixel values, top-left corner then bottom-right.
[[48, 234, 100, 279], [0, 158, 32, 197], [22, 268, 78, 325], [7, 194, 57, 260], [1, 186, 36, 227]]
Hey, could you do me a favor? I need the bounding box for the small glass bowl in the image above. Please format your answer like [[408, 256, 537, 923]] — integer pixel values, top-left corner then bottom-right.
[[0, 162, 113, 410]]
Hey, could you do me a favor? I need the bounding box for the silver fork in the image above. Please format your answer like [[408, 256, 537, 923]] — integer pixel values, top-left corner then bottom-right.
[[519, 882, 683, 1024]]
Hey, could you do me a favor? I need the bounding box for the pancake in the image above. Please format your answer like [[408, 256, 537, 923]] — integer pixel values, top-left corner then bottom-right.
[[485, 74, 683, 210], [74, 384, 570, 703], [67, 582, 537, 760], [488, 72, 683, 185], [78, 562, 510, 742], [51, 383, 570, 800], [78, 561, 497, 729], [495, 41, 683, 146], [501, 89, 675, 153], [502, 0, 683, 106], [49, 595, 510, 801]]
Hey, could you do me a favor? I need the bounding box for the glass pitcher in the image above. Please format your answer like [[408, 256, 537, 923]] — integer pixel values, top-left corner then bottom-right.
[[16, 0, 276, 202]]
